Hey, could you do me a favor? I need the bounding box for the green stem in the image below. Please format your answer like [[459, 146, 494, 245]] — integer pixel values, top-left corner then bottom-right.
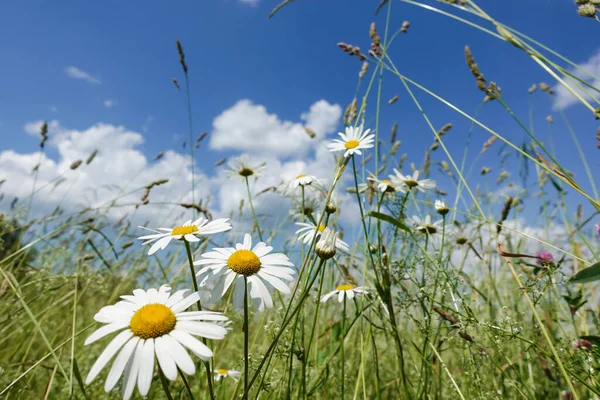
[[159, 368, 175, 400], [341, 295, 346, 397], [243, 276, 249, 400], [245, 176, 263, 241], [183, 241, 215, 400]]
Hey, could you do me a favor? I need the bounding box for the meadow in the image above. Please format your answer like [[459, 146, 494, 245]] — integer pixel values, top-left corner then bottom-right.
[[2, 1, 600, 399]]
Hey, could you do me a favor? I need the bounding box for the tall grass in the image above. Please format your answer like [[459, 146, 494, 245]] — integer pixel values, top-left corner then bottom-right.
[[1, 1, 600, 399]]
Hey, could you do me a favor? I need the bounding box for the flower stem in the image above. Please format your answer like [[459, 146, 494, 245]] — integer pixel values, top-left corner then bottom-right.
[[245, 176, 263, 242], [183, 240, 215, 400], [159, 368, 174, 400], [243, 276, 250, 400], [341, 295, 346, 396]]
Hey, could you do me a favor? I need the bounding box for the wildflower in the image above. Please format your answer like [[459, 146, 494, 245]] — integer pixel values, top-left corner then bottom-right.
[[595, 223, 600, 236], [536, 251, 554, 265], [390, 169, 436, 193], [573, 338, 593, 350], [368, 175, 403, 194], [215, 368, 242, 382], [195, 234, 295, 311], [434, 199, 449, 216], [295, 222, 349, 252], [327, 124, 375, 158], [315, 227, 339, 260], [226, 155, 266, 179], [321, 284, 367, 303], [412, 215, 443, 235], [84, 285, 228, 400], [138, 217, 232, 255], [286, 174, 323, 193]]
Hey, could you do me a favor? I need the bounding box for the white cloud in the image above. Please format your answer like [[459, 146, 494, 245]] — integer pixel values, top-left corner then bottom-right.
[[239, 0, 260, 6], [553, 49, 600, 110], [104, 99, 116, 108], [210, 99, 341, 157], [65, 66, 102, 85]]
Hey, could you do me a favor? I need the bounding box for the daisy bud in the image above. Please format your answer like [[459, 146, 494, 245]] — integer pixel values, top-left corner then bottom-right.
[[577, 3, 597, 17], [325, 202, 337, 214], [434, 199, 449, 216], [315, 227, 338, 260]]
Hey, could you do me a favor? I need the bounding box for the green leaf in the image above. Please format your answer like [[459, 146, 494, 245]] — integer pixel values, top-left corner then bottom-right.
[[368, 211, 411, 233], [569, 262, 600, 284]]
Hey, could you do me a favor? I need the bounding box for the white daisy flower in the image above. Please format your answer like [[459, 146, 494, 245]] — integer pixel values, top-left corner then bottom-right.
[[214, 368, 242, 382], [226, 155, 266, 180], [411, 215, 443, 235], [434, 199, 449, 216], [390, 169, 436, 193], [289, 174, 318, 189], [195, 234, 295, 311], [84, 285, 229, 400], [295, 222, 349, 252], [138, 217, 232, 255], [321, 284, 367, 303], [327, 124, 375, 158], [315, 227, 340, 260], [367, 174, 405, 194]]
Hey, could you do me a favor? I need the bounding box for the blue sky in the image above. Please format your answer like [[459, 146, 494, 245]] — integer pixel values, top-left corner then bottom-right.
[[0, 0, 598, 233]]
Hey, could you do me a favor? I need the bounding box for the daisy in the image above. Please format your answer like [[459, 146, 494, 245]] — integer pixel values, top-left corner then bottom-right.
[[195, 234, 295, 311], [327, 124, 375, 158], [138, 217, 232, 255], [434, 199, 449, 216], [390, 169, 436, 193], [315, 227, 340, 260], [214, 368, 242, 382], [411, 215, 443, 235], [321, 284, 367, 303], [226, 155, 266, 180], [289, 174, 319, 190], [295, 222, 349, 252], [368, 174, 406, 194], [84, 285, 229, 400]]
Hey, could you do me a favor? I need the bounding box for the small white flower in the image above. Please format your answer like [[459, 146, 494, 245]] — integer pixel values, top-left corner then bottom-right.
[[434, 199, 449, 216], [327, 124, 375, 158], [215, 368, 242, 382], [84, 285, 229, 400], [411, 215, 443, 235], [321, 284, 367, 303], [368, 174, 405, 194], [315, 227, 340, 260], [138, 217, 232, 255], [289, 174, 317, 189], [195, 234, 295, 312], [390, 169, 436, 193], [226, 155, 266, 180], [295, 222, 349, 252]]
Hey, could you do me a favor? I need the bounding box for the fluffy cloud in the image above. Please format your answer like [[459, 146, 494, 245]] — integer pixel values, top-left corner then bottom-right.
[[65, 66, 102, 85], [210, 99, 341, 157], [553, 49, 600, 110], [104, 99, 116, 108]]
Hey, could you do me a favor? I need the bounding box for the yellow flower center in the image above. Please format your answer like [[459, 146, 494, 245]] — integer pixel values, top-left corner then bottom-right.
[[227, 250, 261, 276], [344, 139, 360, 149], [239, 167, 254, 177], [130, 304, 176, 339], [217, 369, 229, 375], [336, 284, 354, 291], [317, 225, 326, 233], [171, 225, 198, 236], [381, 179, 392, 185], [296, 174, 307, 179]]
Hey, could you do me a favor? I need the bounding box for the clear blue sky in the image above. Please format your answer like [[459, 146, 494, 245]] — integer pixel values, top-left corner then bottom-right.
[[0, 0, 598, 227]]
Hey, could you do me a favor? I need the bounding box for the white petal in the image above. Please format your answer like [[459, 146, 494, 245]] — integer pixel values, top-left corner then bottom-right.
[[122, 339, 143, 400], [320, 291, 337, 303], [165, 289, 189, 307], [170, 330, 213, 360], [157, 285, 171, 304], [249, 276, 272, 310], [243, 234, 252, 250], [137, 339, 155, 396], [257, 272, 290, 294], [176, 321, 228, 340], [163, 334, 196, 375], [175, 311, 228, 321], [132, 289, 149, 304], [146, 288, 159, 303], [85, 330, 132, 384], [347, 290, 355, 300], [338, 291, 345, 303], [171, 292, 201, 313], [155, 336, 178, 381], [104, 337, 139, 392], [84, 322, 129, 346], [148, 236, 173, 255]]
